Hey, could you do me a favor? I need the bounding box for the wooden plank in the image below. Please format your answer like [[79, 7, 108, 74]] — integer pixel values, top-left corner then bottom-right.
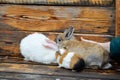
[[0, 5, 115, 35], [2, 17, 114, 35], [0, 56, 58, 66], [0, 72, 79, 80], [0, 56, 119, 69], [0, 63, 119, 80], [0, 71, 118, 80], [0, 30, 113, 57], [1, 5, 114, 19], [0, 4, 115, 56], [116, 0, 120, 36], [0, 0, 115, 6]]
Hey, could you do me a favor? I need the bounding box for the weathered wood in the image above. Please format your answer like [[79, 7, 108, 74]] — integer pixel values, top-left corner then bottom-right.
[[0, 72, 81, 80], [0, 56, 119, 69], [0, 4, 115, 56], [0, 5, 115, 35], [0, 30, 112, 57], [0, 56, 119, 80], [0, 63, 119, 80], [0, 71, 119, 80], [116, 0, 120, 37], [0, 0, 115, 6], [0, 56, 58, 66], [0, 2, 118, 80]]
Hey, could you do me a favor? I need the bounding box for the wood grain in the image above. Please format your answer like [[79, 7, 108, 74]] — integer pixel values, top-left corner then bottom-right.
[[0, 4, 119, 80], [0, 56, 119, 80], [0, 4, 115, 56], [0, 5, 115, 35], [0, 30, 112, 57], [0, 0, 115, 6], [116, 0, 120, 36], [0, 63, 119, 80]]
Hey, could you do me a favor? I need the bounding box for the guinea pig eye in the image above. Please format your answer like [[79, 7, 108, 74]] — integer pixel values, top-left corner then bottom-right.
[[58, 39, 61, 41], [63, 47, 67, 49]]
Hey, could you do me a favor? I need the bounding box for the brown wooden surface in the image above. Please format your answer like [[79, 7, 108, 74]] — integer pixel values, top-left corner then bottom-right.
[[0, 4, 115, 57], [0, 63, 119, 80], [0, 0, 115, 6], [0, 5, 115, 34], [0, 3, 119, 80], [0, 30, 112, 57], [0, 57, 119, 80], [116, 0, 120, 37]]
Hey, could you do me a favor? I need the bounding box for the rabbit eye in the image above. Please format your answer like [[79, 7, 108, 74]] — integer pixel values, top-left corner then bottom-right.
[[55, 36, 63, 43], [58, 38, 63, 42]]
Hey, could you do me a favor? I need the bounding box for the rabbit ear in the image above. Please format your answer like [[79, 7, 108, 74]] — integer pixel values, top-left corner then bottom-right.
[[43, 39, 58, 50], [64, 26, 75, 40]]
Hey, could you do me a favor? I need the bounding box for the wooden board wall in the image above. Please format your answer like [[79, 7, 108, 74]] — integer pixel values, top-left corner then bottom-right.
[[116, 0, 120, 36], [0, 4, 115, 57]]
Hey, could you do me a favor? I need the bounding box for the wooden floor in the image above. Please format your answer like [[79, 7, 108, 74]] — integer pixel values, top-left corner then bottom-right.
[[0, 56, 120, 80]]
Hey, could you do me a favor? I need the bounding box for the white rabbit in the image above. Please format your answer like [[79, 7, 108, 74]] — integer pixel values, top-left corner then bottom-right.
[[20, 32, 58, 64], [56, 48, 85, 72], [55, 27, 112, 69]]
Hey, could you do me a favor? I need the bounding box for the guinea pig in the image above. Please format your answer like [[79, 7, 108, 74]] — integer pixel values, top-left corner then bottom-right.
[[55, 48, 85, 72]]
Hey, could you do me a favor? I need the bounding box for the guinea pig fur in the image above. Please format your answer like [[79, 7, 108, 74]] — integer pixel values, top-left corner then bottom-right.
[[56, 48, 85, 72]]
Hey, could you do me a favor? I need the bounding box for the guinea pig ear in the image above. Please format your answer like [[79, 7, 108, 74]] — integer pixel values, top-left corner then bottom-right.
[[64, 26, 75, 40], [56, 51, 61, 56]]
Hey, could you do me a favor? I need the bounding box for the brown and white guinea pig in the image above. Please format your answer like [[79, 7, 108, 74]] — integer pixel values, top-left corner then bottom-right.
[[55, 48, 85, 72]]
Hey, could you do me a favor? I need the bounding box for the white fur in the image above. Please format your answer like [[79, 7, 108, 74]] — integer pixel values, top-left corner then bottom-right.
[[81, 37, 110, 53], [102, 63, 112, 69], [57, 51, 75, 69], [20, 33, 58, 64], [59, 48, 66, 55]]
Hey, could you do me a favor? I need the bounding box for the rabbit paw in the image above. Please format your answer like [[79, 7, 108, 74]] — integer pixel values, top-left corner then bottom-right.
[[57, 64, 62, 68], [72, 70, 76, 72], [91, 65, 99, 69], [43, 61, 51, 64], [23, 57, 30, 62], [24, 57, 29, 61]]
